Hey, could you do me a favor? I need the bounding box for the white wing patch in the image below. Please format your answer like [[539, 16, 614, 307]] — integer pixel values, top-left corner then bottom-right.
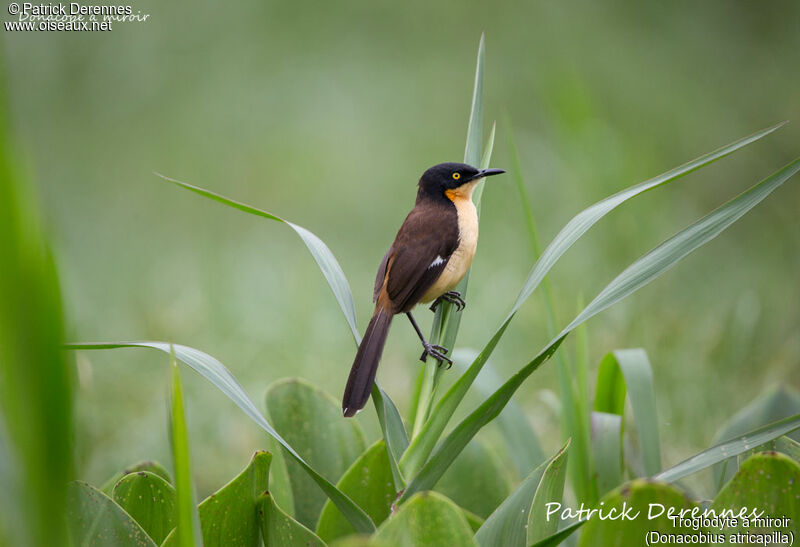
[[429, 255, 445, 269]]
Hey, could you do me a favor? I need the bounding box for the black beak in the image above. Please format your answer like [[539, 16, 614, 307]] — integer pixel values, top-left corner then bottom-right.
[[470, 168, 505, 181]]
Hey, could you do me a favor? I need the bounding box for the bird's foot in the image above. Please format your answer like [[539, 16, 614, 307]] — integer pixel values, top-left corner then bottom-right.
[[429, 291, 466, 312], [419, 342, 453, 368]]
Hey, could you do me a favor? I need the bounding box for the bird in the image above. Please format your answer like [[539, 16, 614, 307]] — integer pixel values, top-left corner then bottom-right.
[[342, 162, 505, 417]]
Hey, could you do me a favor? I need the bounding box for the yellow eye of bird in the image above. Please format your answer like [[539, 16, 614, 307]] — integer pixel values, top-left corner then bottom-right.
[[452, 172, 461, 180]]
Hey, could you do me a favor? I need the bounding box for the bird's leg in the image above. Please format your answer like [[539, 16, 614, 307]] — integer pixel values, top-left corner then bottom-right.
[[429, 290, 466, 312], [405, 312, 453, 367]]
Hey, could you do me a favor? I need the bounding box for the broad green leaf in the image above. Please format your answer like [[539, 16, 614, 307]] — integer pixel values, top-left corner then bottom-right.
[[65, 342, 376, 534], [591, 412, 623, 497], [451, 348, 546, 476], [577, 480, 694, 546], [400, 122, 787, 478], [266, 441, 295, 516], [463, 510, 485, 533], [258, 492, 325, 547], [594, 349, 662, 476], [102, 461, 173, 496], [169, 350, 202, 547], [0, 131, 73, 547], [655, 412, 800, 483], [401, 158, 800, 501], [265, 379, 366, 529], [197, 450, 270, 546], [435, 437, 514, 519], [67, 481, 156, 547], [712, 452, 799, 537], [372, 491, 477, 547], [711, 386, 800, 490], [476, 442, 568, 547], [113, 471, 176, 545], [155, 173, 358, 343], [527, 441, 570, 545], [317, 440, 396, 542]]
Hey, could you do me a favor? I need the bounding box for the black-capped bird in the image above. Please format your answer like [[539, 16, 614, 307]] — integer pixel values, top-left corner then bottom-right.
[[342, 162, 505, 417]]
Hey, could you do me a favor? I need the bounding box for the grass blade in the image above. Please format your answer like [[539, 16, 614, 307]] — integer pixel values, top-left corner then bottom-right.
[[410, 33, 490, 438], [169, 347, 202, 547], [0, 124, 73, 546], [595, 349, 661, 476], [399, 122, 787, 481], [400, 157, 800, 501], [155, 172, 359, 344], [654, 412, 800, 483], [66, 342, 376, 534]]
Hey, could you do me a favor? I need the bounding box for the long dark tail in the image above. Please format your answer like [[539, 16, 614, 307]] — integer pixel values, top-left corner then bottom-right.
[[342, 307, 392, 417]]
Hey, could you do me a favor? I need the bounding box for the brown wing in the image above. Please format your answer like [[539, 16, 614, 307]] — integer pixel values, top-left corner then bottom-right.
[[376, 203, 459, 313]]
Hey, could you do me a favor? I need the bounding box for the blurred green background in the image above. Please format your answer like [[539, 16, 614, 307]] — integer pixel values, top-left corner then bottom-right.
[[3, 0, 799, 495]]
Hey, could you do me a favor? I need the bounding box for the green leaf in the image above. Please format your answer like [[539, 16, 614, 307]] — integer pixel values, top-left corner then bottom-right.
[[401, 158, 800, 502], [526, 442, 570, 545], [370, 384, 408, 491], [317, 440, 396, 542], [527, 521, 584, 547], [594, 349, 662, 476], [169, 349, 202, 547], [711, 386, 800, 490], [198, 450, 270, 546], [435, 438, 514, 519], [0, 130, 73, 547], [372, 491, 477, 547], [258, 492, 325, 547], [739, 436, 800, 465], [591, 412, 623, 497], [476, 442, 569, 547], [712, 452, 799, 536], [451, 348, 546, 477], [400, 122, 787, 479], [102, 461, 173, 496], [409, 34, 492, 439], [156, 166, 407, 503], [67, 481, 156, 547], [577, 480, 694, 546], [655, 412, 800, 483], [265, 379, 366, 529], [113, 471, 176, 545], [65, 342, 376, 534], [155, 172, 359, 344]]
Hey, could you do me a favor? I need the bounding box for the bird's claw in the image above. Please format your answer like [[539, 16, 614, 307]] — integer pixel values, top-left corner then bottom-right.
[[419, 343, 453, 368], [429, 291, 466, 313]]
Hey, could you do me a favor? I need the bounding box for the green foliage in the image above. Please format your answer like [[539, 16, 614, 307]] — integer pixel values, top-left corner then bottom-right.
[[67, 481, 157, 547], [578, 480, 695, 546], [0, 112, 73, 545], [102, 461, 173, 496], [113, 472, 177, 545], [317, 440, 396, 542], [169, 350, 202, 547], [712, 452, 800, 537], [711, 386, 800, 490], [258, 492, 326, 547], [436, 438, 514, 519], [372, 491, 477, 547], [475, 442, 569, 547], [265, 378, 367, 529], [195, 450, 270, 546]]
